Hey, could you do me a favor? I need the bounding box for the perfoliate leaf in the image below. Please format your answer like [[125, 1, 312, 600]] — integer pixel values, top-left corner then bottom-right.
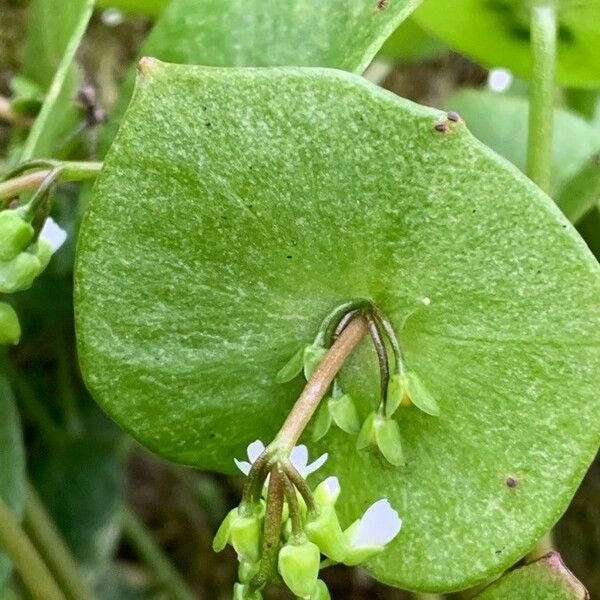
[[475, 552, 588, 599], [76, 63, 600, 590]]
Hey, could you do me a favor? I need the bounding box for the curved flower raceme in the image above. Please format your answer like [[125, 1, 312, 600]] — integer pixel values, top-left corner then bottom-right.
[[235, 440, 328, 478]]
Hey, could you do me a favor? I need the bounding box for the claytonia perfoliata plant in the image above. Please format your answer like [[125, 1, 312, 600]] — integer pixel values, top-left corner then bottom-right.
[[214, 440, 402, 599]]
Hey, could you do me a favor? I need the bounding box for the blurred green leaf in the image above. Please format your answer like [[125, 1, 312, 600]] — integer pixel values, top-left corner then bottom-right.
[[414, 0, 600, 87], [475, 552, 588, 599], [96, 0, 168, 17], [76, 62, 600, 590], [378, 17, 446, 64], [17, 0, 93, 161], [0, 368, 26, 592], [29, 438, 125, 583], [443, 89, 600, 195]]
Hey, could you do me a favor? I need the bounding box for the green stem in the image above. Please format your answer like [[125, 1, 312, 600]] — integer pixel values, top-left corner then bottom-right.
[[23, 482, 97, 600], [0, 161, 102, 202], [526, 2, 557, 193], [121, 508, 196, 600], [54, 332, 83, 436], [526, 530, 555, 561], [0, 494, 66, 600]]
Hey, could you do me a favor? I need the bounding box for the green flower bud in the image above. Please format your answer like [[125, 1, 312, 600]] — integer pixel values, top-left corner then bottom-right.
[[312, 400, 332, 441], [233, 583, 262, 600], [0, 302, 21, 345], [357, 412, 405, 467], [305, 505, 347, 562], [238, 560, 260, 584], [278, 539, 320, 598], [0, 252, 42, 294], [404, 371, 440, 416], [230, 507, 264, 562], [329, 393, 360, 434], [276, 346, 305, 383], [385, 373, 409, 417], [0, 210, 34, 261], [303, 343, 327, 379], [310, 579, 331, 600], [212, 508, 237, 552]]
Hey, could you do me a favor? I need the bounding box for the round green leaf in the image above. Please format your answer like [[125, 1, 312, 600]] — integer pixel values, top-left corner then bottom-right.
[[0, 372, 26, 591], [413, 0, 600, 88], [444, 89, 600, 196], [76, 63, 600, 590], [475, 552, 588, 599]]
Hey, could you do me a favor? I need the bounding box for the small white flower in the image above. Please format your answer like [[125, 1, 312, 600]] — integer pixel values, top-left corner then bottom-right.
[[349, 499, 401, 549], [39, 217, 67, 252], [234, 440, 328, 478], [313, 476, 341, 506]]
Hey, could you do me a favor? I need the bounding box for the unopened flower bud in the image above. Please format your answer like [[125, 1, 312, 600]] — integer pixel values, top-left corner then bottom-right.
[[303, 343, 327, 379], [276, 346, 305, 383], [230, 507, 264, 562], [0, 210, 34, 261], [0, 252, 42, 294], [0, 302, 20, 345], [278, 539, 320, 598], [357, 412, 405, 467]]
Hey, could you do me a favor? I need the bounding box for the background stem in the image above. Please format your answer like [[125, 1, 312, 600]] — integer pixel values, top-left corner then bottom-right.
[[23, 482, 97, 600], [121, 508, 196, 600], [0, 161, 102, 201], [0, 494, 66, 600], [526, 3, 557, 193], [275, 316, 367, 450]]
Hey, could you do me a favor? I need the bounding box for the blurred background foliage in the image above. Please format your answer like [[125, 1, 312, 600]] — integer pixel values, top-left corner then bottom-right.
[[0, 0, 598, 598]]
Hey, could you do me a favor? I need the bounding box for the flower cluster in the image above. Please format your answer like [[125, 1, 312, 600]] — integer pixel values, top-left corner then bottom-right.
[[214, 441, 401, 599], [0, 209, 66, 345], [278, 300, 440, 467]]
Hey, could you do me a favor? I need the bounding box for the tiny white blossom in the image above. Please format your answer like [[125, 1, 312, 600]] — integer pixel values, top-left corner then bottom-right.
[[39, 217, 67, 252], [234, 440, 328, 477], [313, 476, 341, 506], [349, 499, 401, 549]]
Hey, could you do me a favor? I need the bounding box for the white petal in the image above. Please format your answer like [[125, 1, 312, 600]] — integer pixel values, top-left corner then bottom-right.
[[488, 68, 513, 93], [301, 452, 328, 477], [351, 499, 401, 548], [39, 217, 67, 252], [323, 476, 340, 496], [234, 460, 252, 475], [247, 440, 265, 463], [290, 445, 309, 470]]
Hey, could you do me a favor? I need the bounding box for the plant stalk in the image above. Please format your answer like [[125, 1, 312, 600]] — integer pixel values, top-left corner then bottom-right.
[[274, 316, 367, 450], [526, 2, 557, 193], [0, 161, 102, 202], [23, 482, 98, 600], [0, 494, 66, 600], [122, 508, 196, 600]]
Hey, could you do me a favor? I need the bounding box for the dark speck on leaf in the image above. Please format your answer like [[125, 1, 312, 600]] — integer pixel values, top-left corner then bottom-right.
[[286, 255, 292, 259], [205, 122, 212, 127], [376, 0, 389, 9], [434, 122, 448, 133], [506, 476, 518, 488], [447, 111, 461, 122]]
